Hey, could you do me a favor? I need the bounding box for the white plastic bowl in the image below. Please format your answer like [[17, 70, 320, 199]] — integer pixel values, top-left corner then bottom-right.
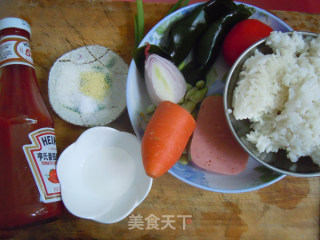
[[57, 127, 152, 223]]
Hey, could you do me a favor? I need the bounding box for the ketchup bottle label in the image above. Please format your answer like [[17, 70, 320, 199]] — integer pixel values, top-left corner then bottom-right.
[[0, 35, 34, 68], [23, 128, 61, 203]]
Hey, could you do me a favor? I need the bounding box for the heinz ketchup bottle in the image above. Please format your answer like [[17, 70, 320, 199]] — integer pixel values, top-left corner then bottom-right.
[[0, 17, 62, 229]]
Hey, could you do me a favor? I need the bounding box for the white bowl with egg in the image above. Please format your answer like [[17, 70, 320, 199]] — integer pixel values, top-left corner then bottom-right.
[[57, 127, 152, 223]]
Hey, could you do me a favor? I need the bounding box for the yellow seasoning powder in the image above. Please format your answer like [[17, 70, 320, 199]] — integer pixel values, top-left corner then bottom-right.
[[79, 71, 110, 101]]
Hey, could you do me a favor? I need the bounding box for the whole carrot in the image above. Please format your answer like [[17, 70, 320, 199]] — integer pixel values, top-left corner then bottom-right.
[[141, 101, 196, 178]]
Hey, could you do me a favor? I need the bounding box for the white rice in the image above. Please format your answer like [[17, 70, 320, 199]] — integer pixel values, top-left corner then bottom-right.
[[232, 31, 320, 166]]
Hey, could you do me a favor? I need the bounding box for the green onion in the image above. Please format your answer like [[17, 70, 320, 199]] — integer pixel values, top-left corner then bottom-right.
[[134, 0, 190, 48], [135, 0, 144, 48], [166, 0, 190, 16]]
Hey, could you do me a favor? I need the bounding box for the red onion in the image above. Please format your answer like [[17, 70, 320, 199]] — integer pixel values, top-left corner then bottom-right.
[[144, 54, 187, 106]]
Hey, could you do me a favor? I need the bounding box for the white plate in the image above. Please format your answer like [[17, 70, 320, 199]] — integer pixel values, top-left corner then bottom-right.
[[127, 2, 291, 193]]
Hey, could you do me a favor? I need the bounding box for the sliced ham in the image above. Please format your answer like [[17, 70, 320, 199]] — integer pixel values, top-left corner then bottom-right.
[[190, 95, 248, 175]]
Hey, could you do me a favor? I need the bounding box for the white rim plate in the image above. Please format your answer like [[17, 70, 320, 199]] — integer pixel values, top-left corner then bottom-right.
[[127, 2, 292, 193]]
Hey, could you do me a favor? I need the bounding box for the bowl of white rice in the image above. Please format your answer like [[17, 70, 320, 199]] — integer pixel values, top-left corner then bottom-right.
[[224, 31, 320, 177]]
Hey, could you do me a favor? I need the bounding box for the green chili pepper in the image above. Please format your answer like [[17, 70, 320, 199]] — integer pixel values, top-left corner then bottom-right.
[[164, 0, 237, 66], [182, 3, 255, 85], [194, 4, 255, 70], [181, 61, 204, 86], [204, 0, 236, 22], [165, 4, 207, 65]]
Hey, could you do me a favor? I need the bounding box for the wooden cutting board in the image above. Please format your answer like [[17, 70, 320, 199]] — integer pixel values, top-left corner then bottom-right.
[[0, 1, 319, 239]]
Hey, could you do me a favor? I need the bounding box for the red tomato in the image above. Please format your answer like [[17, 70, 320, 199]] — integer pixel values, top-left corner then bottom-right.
[[222, 19, 273, 66]]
